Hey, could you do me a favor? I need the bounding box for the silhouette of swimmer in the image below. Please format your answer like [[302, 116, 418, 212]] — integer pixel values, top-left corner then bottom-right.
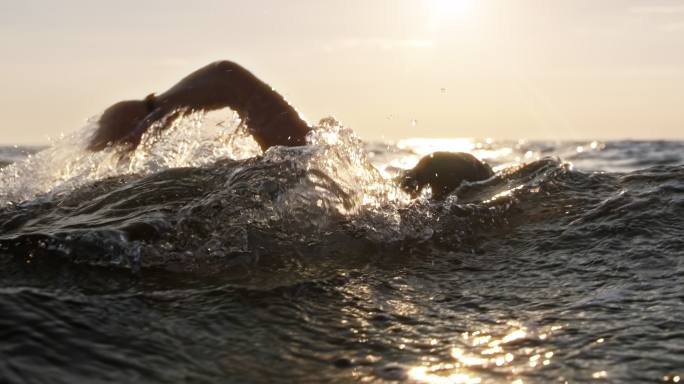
[[399, 152, 494, 199], [89, 60, 493, 198]]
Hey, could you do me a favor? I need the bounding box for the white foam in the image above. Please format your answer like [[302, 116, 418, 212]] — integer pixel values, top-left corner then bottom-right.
[[0, 109, 260, 204]]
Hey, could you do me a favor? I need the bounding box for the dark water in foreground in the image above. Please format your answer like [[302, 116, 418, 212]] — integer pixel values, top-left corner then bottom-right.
[[0, 124, 682, 383]]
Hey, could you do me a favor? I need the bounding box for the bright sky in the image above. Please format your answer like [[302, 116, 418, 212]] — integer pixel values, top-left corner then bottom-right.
[[1, 0, 683, 144]]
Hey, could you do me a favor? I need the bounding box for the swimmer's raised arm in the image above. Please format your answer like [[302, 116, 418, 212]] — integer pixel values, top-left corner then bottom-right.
[[88, 61, 311, 151]]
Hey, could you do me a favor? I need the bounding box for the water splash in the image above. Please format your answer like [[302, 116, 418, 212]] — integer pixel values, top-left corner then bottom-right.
[[277, 117, 411, 215], [0, 109, 259, 204]]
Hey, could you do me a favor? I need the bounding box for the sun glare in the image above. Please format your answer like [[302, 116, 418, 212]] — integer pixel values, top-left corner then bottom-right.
[[425, 0, 478, 32], [432, 0, 475, 19]]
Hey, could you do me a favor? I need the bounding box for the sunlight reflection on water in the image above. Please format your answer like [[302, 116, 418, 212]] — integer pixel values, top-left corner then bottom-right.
[[404, 325, 565, 384]]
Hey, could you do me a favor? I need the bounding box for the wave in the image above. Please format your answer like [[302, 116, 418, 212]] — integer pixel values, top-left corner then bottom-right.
[[1, 111, 683, 282]]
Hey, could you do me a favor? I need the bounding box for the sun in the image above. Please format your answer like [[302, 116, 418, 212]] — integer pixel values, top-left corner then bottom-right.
[[432, 0, 476, 19], [425, 0, 478, 31]]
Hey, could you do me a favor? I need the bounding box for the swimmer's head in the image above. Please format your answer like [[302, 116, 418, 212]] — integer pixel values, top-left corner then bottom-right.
[[88, 100, 151, 151], [400, 152, 493, 199]]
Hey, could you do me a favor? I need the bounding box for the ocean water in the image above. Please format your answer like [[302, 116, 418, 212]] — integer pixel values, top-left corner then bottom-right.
[[0, 113, 683, 383]]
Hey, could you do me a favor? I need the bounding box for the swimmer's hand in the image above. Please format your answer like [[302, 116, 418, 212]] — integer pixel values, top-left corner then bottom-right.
[[87, 96, 184, 151]]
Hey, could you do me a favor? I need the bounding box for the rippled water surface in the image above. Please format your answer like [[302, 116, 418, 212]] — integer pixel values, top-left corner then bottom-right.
[[1, 114, 683, 383]]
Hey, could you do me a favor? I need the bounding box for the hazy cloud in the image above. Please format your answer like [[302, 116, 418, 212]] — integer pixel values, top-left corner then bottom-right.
[[629, 5, 684, 14], [323, 38, 434, 52], [660, 21, 684, 31]]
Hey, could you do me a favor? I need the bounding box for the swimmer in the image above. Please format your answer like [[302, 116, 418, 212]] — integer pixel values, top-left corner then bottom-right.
[[88, 60, 493, 198]]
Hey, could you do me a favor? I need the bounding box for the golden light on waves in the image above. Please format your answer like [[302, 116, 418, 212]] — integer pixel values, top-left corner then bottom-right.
[[406, 324, 566, 384]]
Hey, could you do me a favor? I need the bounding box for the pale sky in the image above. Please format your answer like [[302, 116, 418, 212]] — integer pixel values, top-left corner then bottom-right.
[[1, 0, 683, 144]]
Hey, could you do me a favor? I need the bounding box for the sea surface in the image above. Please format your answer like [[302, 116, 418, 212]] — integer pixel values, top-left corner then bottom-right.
[[0, 112, 683, 383]]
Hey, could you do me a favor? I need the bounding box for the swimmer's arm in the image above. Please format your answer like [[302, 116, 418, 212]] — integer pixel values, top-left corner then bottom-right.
[[150, 61, 311, 150], [89, 60, 310, 152]]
